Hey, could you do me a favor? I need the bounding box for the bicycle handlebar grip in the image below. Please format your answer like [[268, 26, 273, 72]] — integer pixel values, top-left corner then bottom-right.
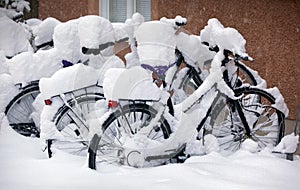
[[82, 47, 88, 54], [175, 21, 186, 27]]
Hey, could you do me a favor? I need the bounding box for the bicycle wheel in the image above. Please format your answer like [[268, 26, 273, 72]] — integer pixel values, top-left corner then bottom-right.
[[88, 103, 172, 170], [5, 83, 40, 137], [173, 61, 257, 104], [47, 94, 104, 157], [208, 87, 285, 152]]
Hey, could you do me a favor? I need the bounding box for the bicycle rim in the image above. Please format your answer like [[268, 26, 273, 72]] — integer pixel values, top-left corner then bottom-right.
[[88, 103, 172, 169], [210, 87, 285, 152], [49, 95, 104, 157]]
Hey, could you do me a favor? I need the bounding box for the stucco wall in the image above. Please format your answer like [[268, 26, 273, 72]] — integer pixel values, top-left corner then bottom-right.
[[38, 0, 98, 21], [152, 0, 300, 119]]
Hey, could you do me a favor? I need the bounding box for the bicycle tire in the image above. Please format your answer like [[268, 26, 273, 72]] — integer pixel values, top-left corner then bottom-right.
[[88, 103, 172, 170], [207, 87, 285, 152], [47, 94, 104, 157], [5, 83, 40, 137]]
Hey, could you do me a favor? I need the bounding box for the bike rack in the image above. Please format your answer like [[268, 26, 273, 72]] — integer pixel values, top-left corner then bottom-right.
[[286, 104, 300, 161]]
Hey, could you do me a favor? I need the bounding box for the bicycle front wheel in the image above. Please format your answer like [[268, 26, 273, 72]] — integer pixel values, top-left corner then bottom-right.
[[173, 61, 258, 104], [88, 103, 172, 170], [209, 87, 285, 152]]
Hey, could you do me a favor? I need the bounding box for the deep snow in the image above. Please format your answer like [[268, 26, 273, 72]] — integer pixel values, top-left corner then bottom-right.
[[0, 12, 298, 189], [1, 116, 300, 190]]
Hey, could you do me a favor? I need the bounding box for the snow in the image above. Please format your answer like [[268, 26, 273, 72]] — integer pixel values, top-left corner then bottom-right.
[[265, 87, 289, 117], [274, 133, 299, 153], [135, 21, 177, 67], [200, 18, 250, 59], [34, 17, 60, 47], [0, 16, 31, 57], [1, 117, 300, 190], [78, 15, 114, 50], [39, 64, 101, 99], [0, 13, 297, 189], [0, 73, 18, 112], [176, 32, 214, 67], [103, 66, 164, 101]]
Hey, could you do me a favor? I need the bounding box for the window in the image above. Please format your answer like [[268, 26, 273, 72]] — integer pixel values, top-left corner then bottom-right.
[[100, 0, 151, 22]]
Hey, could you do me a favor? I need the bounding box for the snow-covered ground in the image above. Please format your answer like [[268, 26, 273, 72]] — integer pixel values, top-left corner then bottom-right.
[[1, 116, 300, 190]]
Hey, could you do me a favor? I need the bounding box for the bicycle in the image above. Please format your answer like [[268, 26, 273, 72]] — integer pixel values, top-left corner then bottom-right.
[[42, 47, 125, 158], [169, 18, 267, 105], [3, 17, 82, 137], [88, 21, 287, 169]]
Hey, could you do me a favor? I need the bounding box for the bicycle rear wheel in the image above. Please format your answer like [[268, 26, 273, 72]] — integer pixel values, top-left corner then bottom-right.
[[47, 94, 104, 157], [209, 87, 285, 152], [5, 83, 40, 137], [88, 103, 172, 170]]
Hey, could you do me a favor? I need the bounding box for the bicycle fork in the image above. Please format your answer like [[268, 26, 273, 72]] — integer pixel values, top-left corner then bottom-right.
[[231, 99, 252, 139]]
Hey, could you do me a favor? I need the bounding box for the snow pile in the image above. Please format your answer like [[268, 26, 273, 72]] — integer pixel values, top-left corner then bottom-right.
[[176, 32, 214, 68], [122, 13, 144, 68], [200, 18, 249, 58], [0, 73, 18, 112], [112, 22, 129, 42], [103, 66, 165, 101], [0, 16, 31, 57], [160, 15, 187, 28], [1, 118, 300, 190], [241, 139, 259, 153], [274, 133, 299, 153], [200, 18, 225, 48], [0, 51, 19, 113], [78, 15, 114, 51], [39, 64, 101, 99], [186, 134, 220, 155], [124, 12, 144, 46], [135, 21, 177, 67], [6, 19, 82, 85], [53, 19, 82, 63], [34, 17, 60, 47], [265, 87, 289, 117]]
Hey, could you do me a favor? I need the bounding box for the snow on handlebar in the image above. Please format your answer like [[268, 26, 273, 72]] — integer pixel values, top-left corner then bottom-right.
[[200, 18, 253, 62], [160, 15, 187, 28]]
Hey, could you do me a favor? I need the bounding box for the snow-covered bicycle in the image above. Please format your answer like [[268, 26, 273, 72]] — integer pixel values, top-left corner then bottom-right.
[[40, 15, 127, 157], [88, 21, 287, 169]]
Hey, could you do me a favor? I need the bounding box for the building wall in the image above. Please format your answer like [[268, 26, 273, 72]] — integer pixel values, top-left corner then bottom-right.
[[38, 0, 98, 21], [152, 0, 300, 119]]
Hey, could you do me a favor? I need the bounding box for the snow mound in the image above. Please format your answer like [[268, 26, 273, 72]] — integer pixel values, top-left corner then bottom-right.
[[0, 16, 31, 57], [135, 21, 177, 67], [78, 15, 114, 50], [103, 66, 164, 101], [274, 133, 299, 153], [34, 17, 60, 47], [39, 64, 100, 99]]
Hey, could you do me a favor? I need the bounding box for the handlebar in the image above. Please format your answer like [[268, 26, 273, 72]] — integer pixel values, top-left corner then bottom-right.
[[175, 21, 186, 27], [12, 12, 23, 22]]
